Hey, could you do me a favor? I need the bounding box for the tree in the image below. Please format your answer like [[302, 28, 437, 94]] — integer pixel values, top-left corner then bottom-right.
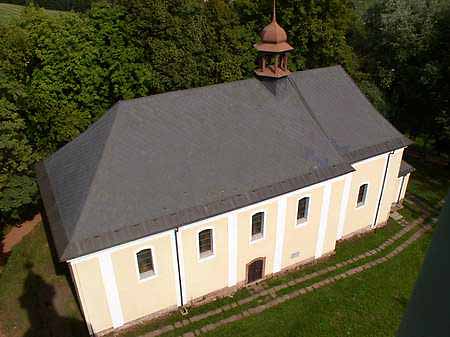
[[0, 98, 38, 225], [362, 0, 450, 154], [232, 0, 360, 74], [117, 0, 256, 91]]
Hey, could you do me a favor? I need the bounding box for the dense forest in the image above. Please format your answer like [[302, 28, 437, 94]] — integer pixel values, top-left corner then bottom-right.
[[1, 0, 449, 228]]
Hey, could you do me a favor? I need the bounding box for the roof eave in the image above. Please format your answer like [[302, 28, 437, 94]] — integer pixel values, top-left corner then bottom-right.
[[36, 161, 69, 262]]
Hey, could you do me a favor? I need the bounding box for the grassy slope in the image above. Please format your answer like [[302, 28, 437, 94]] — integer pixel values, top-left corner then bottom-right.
[[0, 224, 86, 337], [0, 3, 62, 23], [0, 3, 22, 22], [203, 232, 432, 337]]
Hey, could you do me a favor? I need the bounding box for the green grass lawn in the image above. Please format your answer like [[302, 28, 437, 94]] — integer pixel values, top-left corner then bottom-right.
[[0, 224, 87, 337], [202, 231, 432, 337], [0, 3, 62, 23], [0, 3, 23, 22]]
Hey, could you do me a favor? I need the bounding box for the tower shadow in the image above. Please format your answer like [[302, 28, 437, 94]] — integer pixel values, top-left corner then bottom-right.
[[19, 262, 89, 337]]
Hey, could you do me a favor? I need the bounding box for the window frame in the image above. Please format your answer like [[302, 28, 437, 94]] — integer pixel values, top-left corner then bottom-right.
[[197, 227, 215, 262], [356, 183, 369, 208], [295, 195, 311, 228], [250, 211, 266, 243], [134, 246, 157, 282]]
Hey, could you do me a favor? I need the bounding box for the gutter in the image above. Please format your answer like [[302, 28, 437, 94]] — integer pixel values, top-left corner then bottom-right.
[[373, 150, 395, 228]]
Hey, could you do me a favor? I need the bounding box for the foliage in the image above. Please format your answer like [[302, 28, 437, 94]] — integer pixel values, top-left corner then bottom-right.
[[361, 0, 450, 151], [117, 0, 256, 91], [232, 0, 360, 73], [0, 99, 38, 225]]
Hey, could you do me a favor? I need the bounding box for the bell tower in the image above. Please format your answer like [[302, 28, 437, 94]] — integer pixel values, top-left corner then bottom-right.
[[254, 0, 294, 78]]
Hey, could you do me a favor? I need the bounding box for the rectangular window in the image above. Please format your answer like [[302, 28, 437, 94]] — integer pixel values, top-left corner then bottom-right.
[[251, 212, 264, 240], [199, 229, 213, 258], [297, 197, 310, 224], [137, 249, 155, 279], [357, 184, 368, 207]]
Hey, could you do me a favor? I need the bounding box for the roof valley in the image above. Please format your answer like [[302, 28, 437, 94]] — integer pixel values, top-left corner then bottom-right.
[[287, 76, 342, 159]]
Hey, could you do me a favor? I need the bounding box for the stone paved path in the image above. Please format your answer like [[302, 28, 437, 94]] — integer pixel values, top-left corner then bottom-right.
[[128, 207, 432, 337]]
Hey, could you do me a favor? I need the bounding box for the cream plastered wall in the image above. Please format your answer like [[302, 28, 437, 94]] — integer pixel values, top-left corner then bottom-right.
[[70, 257, 112, 333], [179, 217, 229, 302], [235, 200, 278, 282], [399, 174, 410, 201], [394, 172, 410, 206], [282, 186, 324, 268], [375, 148, 404, 226], [342, 153, 387, 236], [322, 179, 345, 254], [110, 232, 178, 323], [342, 148, 406, 236]]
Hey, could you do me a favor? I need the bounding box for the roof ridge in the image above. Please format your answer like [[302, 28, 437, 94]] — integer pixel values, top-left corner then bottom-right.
[[61, 103, 122, 260], [120, 77, 260, 106], [117, 66, 342, 107]]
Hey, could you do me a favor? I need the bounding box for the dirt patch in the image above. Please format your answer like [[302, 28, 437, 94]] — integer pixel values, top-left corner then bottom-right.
[[1, 213, 41, 256]]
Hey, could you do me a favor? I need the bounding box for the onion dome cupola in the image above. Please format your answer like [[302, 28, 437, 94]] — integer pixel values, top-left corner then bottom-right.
[[254, 0, 294, 79]]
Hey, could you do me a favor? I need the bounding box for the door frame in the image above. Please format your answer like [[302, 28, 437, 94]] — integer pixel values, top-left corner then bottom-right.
[[245, 257, 266, 284]]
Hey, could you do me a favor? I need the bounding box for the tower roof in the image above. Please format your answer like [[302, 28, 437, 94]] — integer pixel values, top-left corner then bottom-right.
[[254, 1, 293, 53]]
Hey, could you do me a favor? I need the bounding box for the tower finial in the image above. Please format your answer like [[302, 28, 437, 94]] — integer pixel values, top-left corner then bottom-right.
[[273, 0, 276, 22]]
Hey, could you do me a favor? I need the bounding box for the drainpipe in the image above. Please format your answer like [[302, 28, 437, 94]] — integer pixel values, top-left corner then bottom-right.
[[173, 228, 184, 307], [373, 150, 395, 228]]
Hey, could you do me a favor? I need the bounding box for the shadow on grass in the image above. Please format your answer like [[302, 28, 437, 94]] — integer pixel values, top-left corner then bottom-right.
[[39, 204, 87, 329], [19, 262, 89, 337]]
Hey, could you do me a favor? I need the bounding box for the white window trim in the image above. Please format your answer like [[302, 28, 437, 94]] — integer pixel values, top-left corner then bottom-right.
[[295, 194, 312, 228], [356, 182, 370, 209], [134, 246, 158, 282], [249, 210, 267, 244], [196, 226, 215, 262]]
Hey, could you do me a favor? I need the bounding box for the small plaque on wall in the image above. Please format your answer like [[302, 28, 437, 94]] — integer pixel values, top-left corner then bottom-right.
[[290, 251, 300, 259]]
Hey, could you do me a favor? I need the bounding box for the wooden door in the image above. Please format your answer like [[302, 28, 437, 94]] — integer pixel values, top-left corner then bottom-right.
[[247, 258, 264, 284]]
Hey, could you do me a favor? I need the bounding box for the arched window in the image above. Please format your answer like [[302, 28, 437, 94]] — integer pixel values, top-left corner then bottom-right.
[[198, 229, 213, 258], [251, 212, 265, 241], [297, 197, 310, 224], [136, 249, 155, 279], [357, 184, 368, 207]]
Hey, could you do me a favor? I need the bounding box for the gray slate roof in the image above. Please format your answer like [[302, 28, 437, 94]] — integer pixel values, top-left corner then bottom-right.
[[36, 65, 411, 261], [398, 160, 415, 177]]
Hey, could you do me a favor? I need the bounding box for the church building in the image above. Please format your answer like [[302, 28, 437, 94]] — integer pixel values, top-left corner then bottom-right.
[[37, 6, 414, 335]]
